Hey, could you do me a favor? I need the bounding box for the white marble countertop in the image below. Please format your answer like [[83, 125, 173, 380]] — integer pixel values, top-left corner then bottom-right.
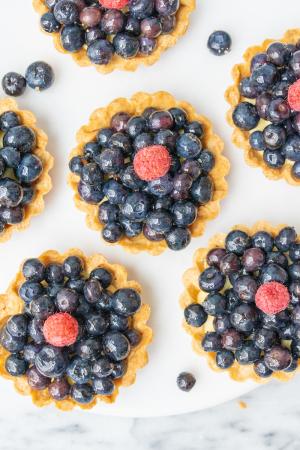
[[1, 376, 300, 450]]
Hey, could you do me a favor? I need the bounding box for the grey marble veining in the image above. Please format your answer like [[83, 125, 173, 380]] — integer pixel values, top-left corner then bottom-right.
[[1, 376, 300, 450]]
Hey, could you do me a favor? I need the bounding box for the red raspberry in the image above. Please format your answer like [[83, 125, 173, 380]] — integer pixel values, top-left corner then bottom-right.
[[255, 281, 290, 315], [98, 0, 128, 9], [133, 145, 171, 181], [43, 313, 79, 347], [288, 79, 300, 111]]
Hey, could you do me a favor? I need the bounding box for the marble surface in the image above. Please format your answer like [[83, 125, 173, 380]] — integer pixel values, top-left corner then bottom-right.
[[1, 376, 300, 450]]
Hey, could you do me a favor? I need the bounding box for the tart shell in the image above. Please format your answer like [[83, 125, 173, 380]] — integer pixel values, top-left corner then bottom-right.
[[32, 0, 195, 74], [68, 91, 230, 256], [225, 28, 300, 186], [0, 98, 53, 243], [0, 248, 152, 410], [180, 221, 300, 383]]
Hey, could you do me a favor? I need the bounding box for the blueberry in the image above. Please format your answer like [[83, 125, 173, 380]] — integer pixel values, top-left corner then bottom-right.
[[3, 126, 36, 153], [101, 9, 125, 34], [61, 24, 85, 52], [252, 231, 274, 252], [91, 357, 113, 378], [102, 222, 124, 243], [56, 288, 79, 312], [219, 253, 241, 275], [254, 327, 278, 350], [145, 210, 172, 234], [19, 280, 44, 303], [70, 383, 94, 403], [172, 201, 197, 227], [289, 263, 300, 281], [176, 133, 202, 159], [216, 350, 235, 369], [290, 243, 300, 262], [75, 338, 101, 360], [148, 174, 174, 197], [282, 136, 300, 162], [22, 258, 45, 282], [0, 205, 24, 225], [249, 131, 266, 151], [5, 354, 28, 376], [102, 331, 130, 361], [85, 312, 108, 336], [199, 267, 225, 292], [6, 314, 28, 338], [250, 52, 268, 71], [85, 27, 105, 45], [109, 313, 129, 331], [230, 304, 258, 333], [87, 39, 114, 64], [176, 372, 196, 391], [134, 132, 154, 151], [254, 359, 273, 378], [233, 275, 258, 302], [207, 30, 231, 56], [155, 198, 173, 213], [69, 156, 84, 175], [67, 357, 91, 383], [232, 102, 260, 131], [225, 230, 251, 255], [283, 358, 298, 373], [160, 15, 176, 33], [121, 192, 150, 221], [126, 116, 147, 138], [221, 328, 243, 350], [113, 33, 139, 58], [272, 81, 290, 98], [242, 247, 265, 271], [251, 63, 277, 90], [256, 93, 272, 120], [213, 314, 231, 334], [20, 187, 35, 206], [290, 50, 300, 77], [125, 329, 142, 347], [28, 318, 45, 344], [41, 11, 61, 32], [181, 160, 201, 179], [110, 360, 128, 379], [17, 154, 43, 183], [84, 278, 102, 304], [206, 248, 226, 268], [78, 180, 104, 204], [25, 61, 54, 91], [260, 263, 288, 285], [27, 366, 50, 390], [23, 343, 42, 364], [143, 223, 164, 241], [2, 72, 26, 97], [202, 293, 226, 316], [239, 77, 258, 99], [111, 112, 131, 132], [90, 268, 113, 288], [184, 121, 203, 138], [201, 332, 221, 352], [63, 256, 83, 279], [111, 288, 141, 317], [140, 16, 161, 37], [129, 0, 154, 20], [98, 202, 119, 225], [45, 263, 64, 284], [263, 124, 286, 150], [139, 36, 157, 54], [76, 296, 93, 316], [262, 310, 290, 330], [30, 295, 55, 319], [0, 327, 25, 352], [268, 98, 290, 123], [267, 42, 289, 66], [191, 176, 213, 205], [165, 227, 191, 250], [54, 0, 79, 24], [0, 178, 23, 207], [148, 110, 174, 131], [93, 377, 115, 395], [125, 16, 141, 35], [167, 108, 187, 129], [108, 133, 132, 154], [81, 163, 103, 185], [0, 111, 20, 132], [48, 378, 70, 400], [35, 345, 68, 378], [97, 148, 124, 174], [264, 345, 292, 371]]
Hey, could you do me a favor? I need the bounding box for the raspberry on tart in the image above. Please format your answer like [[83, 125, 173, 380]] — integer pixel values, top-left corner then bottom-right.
[[226, 29, 300, 185], [68, 92, 229, 255], [0, 98, 53, 243], [32, 0, 195, 74], [181, 222, 300, 383], [0, 250, 152, 410]]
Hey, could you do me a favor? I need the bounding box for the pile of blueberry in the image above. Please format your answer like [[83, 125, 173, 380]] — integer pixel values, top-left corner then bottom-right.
[[0, 111, 43, 231], [0, 255, 143, 404], [41, 0, 180, 63], [184, 227, 300, 378], [232, 41, 300, 179], [69, 106, 215, 251], [2, 62, 54, 97]]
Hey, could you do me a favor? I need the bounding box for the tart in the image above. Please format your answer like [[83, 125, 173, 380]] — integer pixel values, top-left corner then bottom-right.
[[180, 222, 300, 383], [68, 91, 229, 255], [225, 29, 300, 185], [0, 98, 53, 242], [32, 0, 195, 74], [0, 249, 152, 410]]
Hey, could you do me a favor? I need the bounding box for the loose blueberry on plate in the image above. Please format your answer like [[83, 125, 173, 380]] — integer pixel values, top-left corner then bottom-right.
[[207, 30, 232, 56], [0, 251, 151, 409], [69, 94, 229, 253], [176, 372, 196, 391], [182, 224, 300, 381]]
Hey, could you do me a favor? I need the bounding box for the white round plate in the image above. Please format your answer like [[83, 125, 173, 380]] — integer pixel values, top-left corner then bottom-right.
[[0, 0, 299, 417]]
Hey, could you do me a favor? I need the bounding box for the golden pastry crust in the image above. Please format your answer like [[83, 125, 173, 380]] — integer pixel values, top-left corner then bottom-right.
[[0, 249, 152, 410], [180, 221, 300, 383], [32, 0, 195, 74], [0, 98, 53, 243], [68, 91, 230, 255], [225, 29, 300, 186]]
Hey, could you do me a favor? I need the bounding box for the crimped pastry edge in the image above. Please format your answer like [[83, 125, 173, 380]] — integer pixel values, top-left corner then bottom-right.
[[0, 98, 53, 243], [0, 248, 153, 410], [180, 221, 300, 383], [32, 0, 195, 74], [225, 29, 300, 186], [68, 91, 230, 255]]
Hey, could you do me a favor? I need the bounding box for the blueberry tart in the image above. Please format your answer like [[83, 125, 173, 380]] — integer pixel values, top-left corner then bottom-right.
[[68, 91, 229, 255], [32, 0, 195, 74], [0, 249, 152, 409], [181, 222, 300, 382], [226, 29, 300, 185], [0, 98, 53, 242]]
